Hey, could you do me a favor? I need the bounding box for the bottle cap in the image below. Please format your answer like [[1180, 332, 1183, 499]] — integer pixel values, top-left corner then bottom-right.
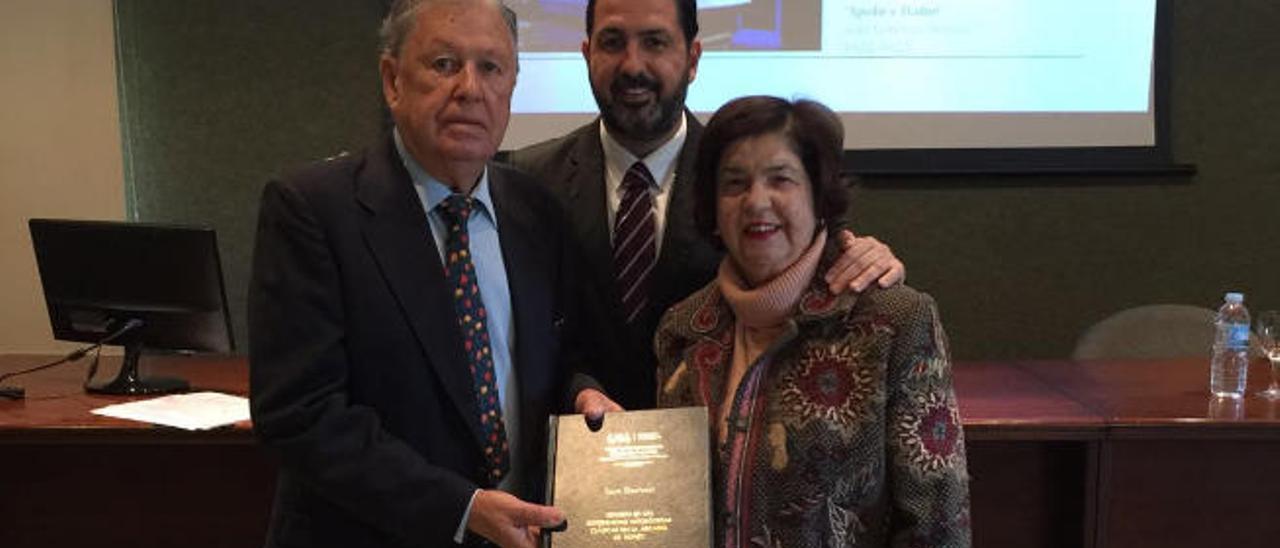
[[1225, 292, 1244, 303]]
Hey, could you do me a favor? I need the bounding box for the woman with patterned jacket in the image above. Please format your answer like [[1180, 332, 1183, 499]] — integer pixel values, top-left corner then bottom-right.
[[654, 96, 971, 548]]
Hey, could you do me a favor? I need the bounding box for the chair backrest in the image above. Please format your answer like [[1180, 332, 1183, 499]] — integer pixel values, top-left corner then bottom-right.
[[1072, 304, 1217, 361]]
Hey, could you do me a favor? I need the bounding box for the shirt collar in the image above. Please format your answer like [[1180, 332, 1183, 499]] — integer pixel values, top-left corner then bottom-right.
[[599, 111, 687, 190], [394, 128, 497, 224]]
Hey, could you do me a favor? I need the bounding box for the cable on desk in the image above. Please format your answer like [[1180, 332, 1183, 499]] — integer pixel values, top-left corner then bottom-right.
[[0, 319, 143, 400]]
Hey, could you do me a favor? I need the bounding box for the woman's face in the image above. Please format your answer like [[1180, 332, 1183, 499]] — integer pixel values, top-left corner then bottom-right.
[[715, 131, 818, 286]]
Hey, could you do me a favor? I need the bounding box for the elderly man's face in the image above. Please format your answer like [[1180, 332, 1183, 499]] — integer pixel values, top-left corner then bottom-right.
[[381, 1, 516, 180], [583, 0, 700, 146]]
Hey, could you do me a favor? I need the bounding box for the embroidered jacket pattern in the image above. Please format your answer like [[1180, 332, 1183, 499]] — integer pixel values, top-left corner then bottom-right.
[[655, 250, 972, 548]]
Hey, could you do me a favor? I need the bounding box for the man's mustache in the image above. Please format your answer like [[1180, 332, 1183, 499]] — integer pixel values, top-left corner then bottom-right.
[[610, 73, 660, 96]]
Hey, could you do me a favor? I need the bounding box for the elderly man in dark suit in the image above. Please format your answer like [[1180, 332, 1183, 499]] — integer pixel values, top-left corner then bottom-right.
[[509, 0, 906, 410], [249, 1, 609, 547]]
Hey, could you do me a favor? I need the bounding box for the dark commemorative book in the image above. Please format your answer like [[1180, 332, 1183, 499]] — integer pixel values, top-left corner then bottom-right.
[[543, 407, 712, 547]]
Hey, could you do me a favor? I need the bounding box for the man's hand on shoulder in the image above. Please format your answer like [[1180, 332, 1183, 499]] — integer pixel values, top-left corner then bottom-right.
[[468, 490, 565, 548], [825, 229, 906, 294]]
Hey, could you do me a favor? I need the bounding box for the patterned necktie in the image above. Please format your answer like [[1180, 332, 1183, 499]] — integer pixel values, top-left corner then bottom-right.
[[613, 161, 657, 324], [438, 194, 509, 484]]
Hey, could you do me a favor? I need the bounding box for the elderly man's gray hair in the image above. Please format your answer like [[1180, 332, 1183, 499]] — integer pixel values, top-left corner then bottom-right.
[[379, 0, 519, 57]]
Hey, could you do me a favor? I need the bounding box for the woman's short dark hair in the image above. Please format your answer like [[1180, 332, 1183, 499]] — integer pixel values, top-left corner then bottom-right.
[[693, 96, 849, 243]]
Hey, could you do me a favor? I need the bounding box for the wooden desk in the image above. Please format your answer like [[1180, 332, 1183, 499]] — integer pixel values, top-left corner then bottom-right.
[[954, 361, 1106, 548], [0, 354, 271, 548], [1020, 359, 1280, 548], [2, 355, 1278, 548]]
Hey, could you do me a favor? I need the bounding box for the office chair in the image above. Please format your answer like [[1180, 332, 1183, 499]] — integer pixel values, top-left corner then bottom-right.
[[1072, 304, 1217, 360]]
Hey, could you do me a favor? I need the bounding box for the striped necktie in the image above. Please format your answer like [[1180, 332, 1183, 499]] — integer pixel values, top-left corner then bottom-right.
[[612, 161, 657, 324], [438, 194, 509, 485]]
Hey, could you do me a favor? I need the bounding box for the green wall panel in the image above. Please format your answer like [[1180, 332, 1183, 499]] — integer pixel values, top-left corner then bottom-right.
[[115, 0, 386, 350]]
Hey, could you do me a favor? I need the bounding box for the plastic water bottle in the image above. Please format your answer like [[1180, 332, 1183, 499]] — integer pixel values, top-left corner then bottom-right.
[[1210, 292, 1251, 398]]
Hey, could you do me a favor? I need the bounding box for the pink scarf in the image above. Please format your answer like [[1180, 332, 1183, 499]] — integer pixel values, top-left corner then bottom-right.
[[714, 230, 826, 439]]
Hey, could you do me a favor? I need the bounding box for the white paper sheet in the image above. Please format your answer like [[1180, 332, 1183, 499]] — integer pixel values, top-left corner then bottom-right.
[[91, 391, 250, 430]]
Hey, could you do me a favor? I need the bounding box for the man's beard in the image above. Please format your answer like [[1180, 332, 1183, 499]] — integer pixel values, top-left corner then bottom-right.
[[593, 71, 690, 144]]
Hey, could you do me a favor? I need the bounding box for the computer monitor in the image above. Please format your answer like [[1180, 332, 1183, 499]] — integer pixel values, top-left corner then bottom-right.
[[28, 219, 235, 395]]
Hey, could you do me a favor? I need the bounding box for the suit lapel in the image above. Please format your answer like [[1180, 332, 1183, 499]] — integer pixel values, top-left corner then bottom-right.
[[563, 124, 622, 308], [570, 115, 708, 333], [355, 137, 486, 451], [489, 168, 553, 425], [652, 115, 703, 312]]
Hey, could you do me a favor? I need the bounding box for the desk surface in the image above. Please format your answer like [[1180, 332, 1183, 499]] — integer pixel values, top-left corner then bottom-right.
[[1019, 358, 1280, 427], [0, 353, 251, 440], [3, 353, 1277, 548], [3, 353, 1277, 438]]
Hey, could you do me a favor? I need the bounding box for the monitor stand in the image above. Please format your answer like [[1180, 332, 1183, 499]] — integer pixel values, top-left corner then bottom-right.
[[85, 341, 189, 395]]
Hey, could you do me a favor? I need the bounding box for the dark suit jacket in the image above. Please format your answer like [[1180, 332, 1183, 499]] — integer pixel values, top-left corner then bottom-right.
[[507, 115, 721, 409], [249, 135, 594, 547]]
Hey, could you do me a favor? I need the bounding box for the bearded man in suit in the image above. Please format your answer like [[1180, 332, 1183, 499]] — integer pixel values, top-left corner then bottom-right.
[[509, 0, 906, 410]]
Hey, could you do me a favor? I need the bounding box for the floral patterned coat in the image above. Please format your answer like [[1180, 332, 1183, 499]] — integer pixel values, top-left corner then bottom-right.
[[655, 260, 971, 548]]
